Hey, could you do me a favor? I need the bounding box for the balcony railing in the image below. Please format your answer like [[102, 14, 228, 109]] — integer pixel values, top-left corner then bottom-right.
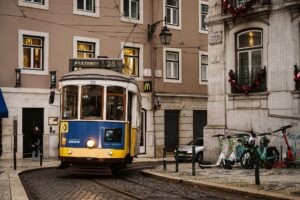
[[221, 0, 271, 16]]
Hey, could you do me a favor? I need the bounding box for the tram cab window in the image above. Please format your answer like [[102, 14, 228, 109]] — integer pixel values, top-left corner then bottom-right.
[[106, 86, 126, 121], [62, 86, 78, 119], [81, 85, 103, 119], [104, 129, 122, 143]]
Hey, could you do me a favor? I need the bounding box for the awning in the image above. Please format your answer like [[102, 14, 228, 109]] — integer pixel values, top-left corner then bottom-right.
[[0, 89, 8, 118]]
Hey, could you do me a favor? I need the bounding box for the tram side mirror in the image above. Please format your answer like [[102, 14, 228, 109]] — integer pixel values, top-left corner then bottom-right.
[[49, 91, 55, 104]]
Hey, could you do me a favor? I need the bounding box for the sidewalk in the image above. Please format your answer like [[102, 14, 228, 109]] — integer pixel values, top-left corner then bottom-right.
[[0, 158, 60, 200], [141, 158, 300, 200], [0, 157, 299, 200]]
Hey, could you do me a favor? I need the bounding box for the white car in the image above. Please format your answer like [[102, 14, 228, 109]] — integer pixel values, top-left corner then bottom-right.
[[174, 138, 204, 163]]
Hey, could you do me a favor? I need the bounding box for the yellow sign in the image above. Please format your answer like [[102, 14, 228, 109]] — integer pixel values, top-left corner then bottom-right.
[[143, 81, 152, 92], [60, 121, 69, 133]]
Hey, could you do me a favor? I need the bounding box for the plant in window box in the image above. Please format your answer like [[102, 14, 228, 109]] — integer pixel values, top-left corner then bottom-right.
[[228, 67, 266, 94], [222, 0, 261, 17], [294, 65, 300, 91]]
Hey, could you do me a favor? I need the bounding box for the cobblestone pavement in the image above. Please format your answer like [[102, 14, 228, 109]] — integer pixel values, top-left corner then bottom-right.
[[19, 165, 262, 200], [144, 162, 300, 199]]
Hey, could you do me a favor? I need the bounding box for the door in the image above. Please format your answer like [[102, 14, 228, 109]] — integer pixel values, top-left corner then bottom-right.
[[193, 110, 207, 144], [164, 110, 179, 152], [139, 109, 146, 154], [22, 108, 44, 158]]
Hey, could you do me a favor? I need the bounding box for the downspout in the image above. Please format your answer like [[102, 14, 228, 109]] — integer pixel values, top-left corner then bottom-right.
[[151, 0, 157, 158]]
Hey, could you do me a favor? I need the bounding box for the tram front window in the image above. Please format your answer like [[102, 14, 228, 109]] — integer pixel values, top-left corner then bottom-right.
[[81, 85, 103, 119], [106, 86, 126, 121], [62, 86, 78, 119]]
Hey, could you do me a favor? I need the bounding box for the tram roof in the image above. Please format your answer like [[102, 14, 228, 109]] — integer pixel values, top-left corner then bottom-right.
[[60, 68, 137, 84]]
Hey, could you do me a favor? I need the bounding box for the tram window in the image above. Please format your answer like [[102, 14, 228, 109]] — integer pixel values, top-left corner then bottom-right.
[[81, 85, 103, 119], [62, 86, 78, 119], [104, 129, 122, 143], [106, 86, 126, 121]]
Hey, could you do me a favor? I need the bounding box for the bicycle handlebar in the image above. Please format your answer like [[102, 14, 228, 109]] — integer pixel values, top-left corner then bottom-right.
[[273, 125, 292, 133], [211, 134, 224, 138]]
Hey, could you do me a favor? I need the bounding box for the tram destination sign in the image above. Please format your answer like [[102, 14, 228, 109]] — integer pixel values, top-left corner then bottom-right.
[[69, 58, 123, 72]]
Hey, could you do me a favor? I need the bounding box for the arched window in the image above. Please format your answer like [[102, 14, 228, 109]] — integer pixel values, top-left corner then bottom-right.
[[236, 29, 265, 90]]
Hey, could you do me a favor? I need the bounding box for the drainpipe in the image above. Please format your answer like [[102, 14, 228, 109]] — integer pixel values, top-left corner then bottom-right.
[[0, 118, 2, 157]]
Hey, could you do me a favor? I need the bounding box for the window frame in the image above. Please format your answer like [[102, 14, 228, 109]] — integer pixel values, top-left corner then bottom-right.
[[18, 0, 48, 10], [73, 36, 100, 58], [199, 0, 208, 34], [163, 0, 182, 30], [199, 51, 208, 84], [123, 46, 140, 77], [73, 0, 100, 18], [121, 42, 144, 81], [163, 47, 182, 83], [120, 0, 143, 24], [80, 85, 104, 120], [77, 41, 96, 58], [18, 29, 49, 75], [236, 29, 263, 86]]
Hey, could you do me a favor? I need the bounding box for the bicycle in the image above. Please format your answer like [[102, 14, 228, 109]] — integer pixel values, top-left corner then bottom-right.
[[240, 131, 279, 169]]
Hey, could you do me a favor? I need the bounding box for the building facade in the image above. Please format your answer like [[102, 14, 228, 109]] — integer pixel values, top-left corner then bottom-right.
[[0, 0, 208, 159], [205, 0, 300, 161]]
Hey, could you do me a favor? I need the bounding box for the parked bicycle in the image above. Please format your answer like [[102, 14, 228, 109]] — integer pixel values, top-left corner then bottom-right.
[[240, 131, 279, 169]]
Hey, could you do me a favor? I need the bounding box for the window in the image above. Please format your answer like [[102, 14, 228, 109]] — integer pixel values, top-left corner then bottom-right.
[[199, 53, 208, 83], [18, 30, 49, 75], [77, 0, 95, 12], [62, 86, 78, 120], [121, 42, 143, 80], [77, 41, 95, 58], [166, 51, 179, 79], [106, 86, 126, 121], [73, 0, 99, 17], [199, 1, 208, 33], [18, 0, 48, 10], [22, 36, 44, 70], [24, 0, 44, 4], [81, 85, 103, 120], [104, 129, 122, 143], [166, 0, 179, 26], [73, 36, 99, 58], [236, 30, 264, 88], [163, 48, 182, 83], [123, 47, 139, 76], [120, 0, 143, 24], [124, 0, 139, 19]]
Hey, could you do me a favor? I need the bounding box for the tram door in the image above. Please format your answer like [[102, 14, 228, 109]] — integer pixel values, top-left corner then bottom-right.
[[22, 108, 44, 158], [164, 110, 179, 152], [139, 109, 146, 154]]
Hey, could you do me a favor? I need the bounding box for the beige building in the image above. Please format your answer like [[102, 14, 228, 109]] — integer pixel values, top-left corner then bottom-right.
[[205, 0, 300, 161], [0, 0, 208, 159]]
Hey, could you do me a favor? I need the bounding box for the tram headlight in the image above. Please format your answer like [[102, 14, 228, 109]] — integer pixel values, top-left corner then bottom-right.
[[86, 139, 96, 148]]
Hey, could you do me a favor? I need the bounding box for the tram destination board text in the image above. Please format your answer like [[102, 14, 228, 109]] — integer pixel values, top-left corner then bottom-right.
[[69, 58, 123, 72]]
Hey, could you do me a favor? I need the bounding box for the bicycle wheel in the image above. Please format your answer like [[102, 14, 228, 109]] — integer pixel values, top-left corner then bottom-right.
[[240, 152, 253, 169], [265, 147, 280, 169]]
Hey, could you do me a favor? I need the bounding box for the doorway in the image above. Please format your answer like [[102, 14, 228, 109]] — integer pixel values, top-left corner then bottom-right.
[[193, 110, 207, 144], [164, 110, 179, 152], [22, 108, 44, 158]]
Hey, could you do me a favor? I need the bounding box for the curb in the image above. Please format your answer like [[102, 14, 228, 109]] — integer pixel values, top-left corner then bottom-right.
[[142, 170, 299, 200]]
